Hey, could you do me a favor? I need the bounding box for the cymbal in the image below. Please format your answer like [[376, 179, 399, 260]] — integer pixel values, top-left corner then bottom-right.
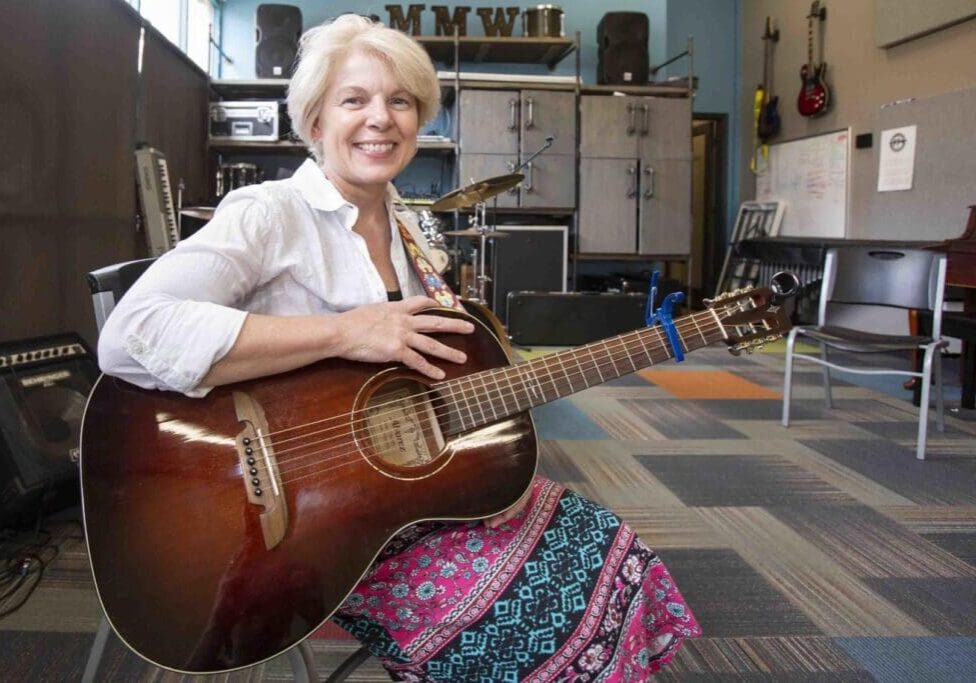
[[431, 173, 523, 211], [442, 228, 509, 238], [179, 206, 215, 220]]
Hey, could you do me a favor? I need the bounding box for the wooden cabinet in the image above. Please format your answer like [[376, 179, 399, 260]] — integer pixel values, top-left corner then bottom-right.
[[578, 95, 691, 255], [458, 89, 576, 209]]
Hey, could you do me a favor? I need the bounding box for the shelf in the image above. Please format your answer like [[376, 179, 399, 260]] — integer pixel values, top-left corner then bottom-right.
[[417, 36, 575, 69], [211, 78, 288, 99]]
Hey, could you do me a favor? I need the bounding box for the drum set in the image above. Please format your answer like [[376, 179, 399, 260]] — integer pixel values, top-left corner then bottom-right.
[[417, 173, 523, 304]]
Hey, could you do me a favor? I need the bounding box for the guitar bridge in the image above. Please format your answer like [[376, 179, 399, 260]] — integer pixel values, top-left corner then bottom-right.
[[234, 391, 288, 550]]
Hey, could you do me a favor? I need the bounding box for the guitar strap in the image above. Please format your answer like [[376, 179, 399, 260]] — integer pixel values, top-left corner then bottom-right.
[[395, 217, 465, 312]]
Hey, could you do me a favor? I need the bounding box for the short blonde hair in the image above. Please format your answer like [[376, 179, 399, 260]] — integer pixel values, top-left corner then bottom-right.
[[287, 15, 441, 160]]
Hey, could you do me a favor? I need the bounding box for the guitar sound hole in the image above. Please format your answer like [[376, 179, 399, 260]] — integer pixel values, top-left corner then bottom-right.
[[364, 379, 446, 469]]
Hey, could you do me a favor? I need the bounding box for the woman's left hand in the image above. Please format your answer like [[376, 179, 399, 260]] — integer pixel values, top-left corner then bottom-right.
[[484, 486, 533, 528]]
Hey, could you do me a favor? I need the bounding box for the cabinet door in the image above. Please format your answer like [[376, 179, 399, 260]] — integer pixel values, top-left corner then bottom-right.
[[580, 96, 638, 159], [458, 153, 520, 208], [521, 90, 576, 157], [638, 97, 692, 161], [520, 153, 575, 209], [637, 158, 691, 255], [578, 158, 638, 254], [459, 90, 518, 154]]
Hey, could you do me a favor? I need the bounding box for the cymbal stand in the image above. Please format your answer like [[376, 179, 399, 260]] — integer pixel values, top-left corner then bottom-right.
[[466, 200, 492, 304]]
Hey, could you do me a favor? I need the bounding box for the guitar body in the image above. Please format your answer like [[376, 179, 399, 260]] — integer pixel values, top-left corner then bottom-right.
[[80, 307, 536, 673], [757, 95, 781, 140], [797, 62, 830, 117]]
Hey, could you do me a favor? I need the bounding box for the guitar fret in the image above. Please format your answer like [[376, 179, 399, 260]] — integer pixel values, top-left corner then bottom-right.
[[587, 345, 605, 382], [574, 352, 591, 389]]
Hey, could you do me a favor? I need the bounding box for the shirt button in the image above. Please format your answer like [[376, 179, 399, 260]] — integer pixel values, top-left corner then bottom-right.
[[128, 340, 146, 355]]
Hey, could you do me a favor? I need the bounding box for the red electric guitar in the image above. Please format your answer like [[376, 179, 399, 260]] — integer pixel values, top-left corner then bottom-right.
[[797, 0, 830, 117], [80, 287, 794, 673]]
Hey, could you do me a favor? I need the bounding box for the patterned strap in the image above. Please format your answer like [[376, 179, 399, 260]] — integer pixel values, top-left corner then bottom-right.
[[395, 218, 465, 311]]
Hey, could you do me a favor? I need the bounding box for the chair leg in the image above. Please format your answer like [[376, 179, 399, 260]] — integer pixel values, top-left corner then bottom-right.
[[917, 346, 938, 460], [325, 646, 372, 683], [82, 614, 112, 683], [820, 345, 833, 409], [285, 640, 317, 683], [935, 349, 945, 433], [782, 330, 797, 427]]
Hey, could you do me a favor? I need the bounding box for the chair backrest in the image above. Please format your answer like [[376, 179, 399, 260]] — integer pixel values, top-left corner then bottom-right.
[[819, 246, 946, 337], [87, 258, 156, 333]]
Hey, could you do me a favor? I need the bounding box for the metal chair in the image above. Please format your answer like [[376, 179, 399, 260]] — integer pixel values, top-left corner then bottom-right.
[[82, 258, 370, 681], [781, 246, 947, 460]]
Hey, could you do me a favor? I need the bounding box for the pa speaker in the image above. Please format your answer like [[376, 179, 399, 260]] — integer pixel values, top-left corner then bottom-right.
[[507, 292, 648, 346], [0, 334, 97, 528], [256, 4, 302, 78], [490, 226, 567, 325], [597, 12, 649, 85]]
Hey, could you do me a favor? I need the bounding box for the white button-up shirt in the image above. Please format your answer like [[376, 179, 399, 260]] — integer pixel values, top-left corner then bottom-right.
[[98, 159, 432, 397]]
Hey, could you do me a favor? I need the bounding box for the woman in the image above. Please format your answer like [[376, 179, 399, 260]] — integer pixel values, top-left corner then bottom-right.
[[99, 15, 700, 681]]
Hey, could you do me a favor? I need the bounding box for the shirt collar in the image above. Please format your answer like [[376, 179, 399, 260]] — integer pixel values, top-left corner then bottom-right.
[[292, 158, 401, 214]]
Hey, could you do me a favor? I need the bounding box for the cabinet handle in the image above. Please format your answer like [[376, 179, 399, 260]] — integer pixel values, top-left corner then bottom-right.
[[643, 166, 655, 199], [640, 104, 650, 136], [626, 165, 637, 198], [525, 161, 534, 193], [508, 98, 519, 131], [507, 161, 519, 193], [524, 97, 535, 129], [626, 103, 636, 136]]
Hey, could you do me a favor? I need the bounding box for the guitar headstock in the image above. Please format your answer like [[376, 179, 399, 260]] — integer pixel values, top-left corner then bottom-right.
[[704, 286, 793, 355]]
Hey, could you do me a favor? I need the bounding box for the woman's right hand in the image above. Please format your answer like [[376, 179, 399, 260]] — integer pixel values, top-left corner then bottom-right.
[[332, 296, 475, 380]]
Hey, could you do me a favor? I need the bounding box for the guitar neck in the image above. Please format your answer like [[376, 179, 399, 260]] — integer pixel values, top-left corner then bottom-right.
[[437, 309, 726, 435]]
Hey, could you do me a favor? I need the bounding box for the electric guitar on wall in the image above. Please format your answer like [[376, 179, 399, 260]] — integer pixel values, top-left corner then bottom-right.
[[797, 0, 830, 117], [757, 16, 781, 141], [80, 284, 795, 673]]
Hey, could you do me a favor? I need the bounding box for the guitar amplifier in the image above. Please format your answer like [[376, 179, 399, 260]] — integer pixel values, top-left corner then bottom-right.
[[507, 292, 648, 346], [209, 100, 281, 141], [0, 334, 98, 527]]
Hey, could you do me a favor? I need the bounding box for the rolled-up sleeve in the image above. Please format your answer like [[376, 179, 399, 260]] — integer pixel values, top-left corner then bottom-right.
[[98, 192, 273, 397]]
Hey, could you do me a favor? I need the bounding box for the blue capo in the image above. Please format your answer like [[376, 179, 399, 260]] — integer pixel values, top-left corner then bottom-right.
[[644, 271, 686, 362]]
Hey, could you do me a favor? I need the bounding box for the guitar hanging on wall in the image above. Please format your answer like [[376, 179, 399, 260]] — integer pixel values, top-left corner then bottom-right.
[[757, 16, 781, 141], [797, 0, 830, 117]]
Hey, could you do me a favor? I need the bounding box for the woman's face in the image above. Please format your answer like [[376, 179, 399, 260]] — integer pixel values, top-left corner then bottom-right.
[[312, 50, 419, 196]]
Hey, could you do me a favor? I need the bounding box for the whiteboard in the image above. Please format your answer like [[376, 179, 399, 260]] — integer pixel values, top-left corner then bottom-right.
[[756, 129, 850, 238]]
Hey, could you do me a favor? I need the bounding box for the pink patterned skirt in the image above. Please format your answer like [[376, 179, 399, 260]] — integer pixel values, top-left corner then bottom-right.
[[333, 477, 700, 681]]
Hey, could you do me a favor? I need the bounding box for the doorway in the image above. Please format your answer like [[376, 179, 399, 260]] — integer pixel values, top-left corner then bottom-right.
[[690, 114, 727, 306]]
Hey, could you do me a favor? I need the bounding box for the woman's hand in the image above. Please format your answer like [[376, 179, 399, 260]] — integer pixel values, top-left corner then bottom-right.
[[333, 296, 475, 379], [484, 486, 533, 528]]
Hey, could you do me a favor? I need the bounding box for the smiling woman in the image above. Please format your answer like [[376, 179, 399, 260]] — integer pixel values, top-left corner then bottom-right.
[[94, 14, 699, 680]]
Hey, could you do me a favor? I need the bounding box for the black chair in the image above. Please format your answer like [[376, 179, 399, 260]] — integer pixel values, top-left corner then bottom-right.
[[82, 258, 370, 682], [781, 246, 947, 460]]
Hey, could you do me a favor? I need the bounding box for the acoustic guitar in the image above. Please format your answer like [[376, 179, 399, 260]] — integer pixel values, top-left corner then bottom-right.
[[797, 0, 830, 118], [81, 288, 792, 673]]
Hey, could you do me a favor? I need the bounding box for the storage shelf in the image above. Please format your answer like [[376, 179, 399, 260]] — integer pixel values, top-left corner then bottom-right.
[[417, 36, 575, 69]]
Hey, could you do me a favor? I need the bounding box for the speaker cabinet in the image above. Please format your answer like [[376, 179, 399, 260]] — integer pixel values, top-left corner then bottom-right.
[[256, 4, 302, 78], [597, 12, 649, 85], [0, 334, 97, 527], [490, 226, 567, 325], [507, 292, 648, 346]]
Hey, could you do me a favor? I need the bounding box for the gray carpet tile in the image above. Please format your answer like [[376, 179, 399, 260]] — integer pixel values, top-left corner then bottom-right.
[[801, 438, 976, 505], [635, 454, 856, 507], [923, 533, 976, 569], [658, 549, 823, 638], [861, 577, 976, 635], [621, 399, 750, 440]]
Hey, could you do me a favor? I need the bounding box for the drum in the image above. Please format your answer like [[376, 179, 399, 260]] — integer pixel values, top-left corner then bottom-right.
[[216, 163, 262, 197], [417, 210, 452, 274], [427, 246, 451, 274]]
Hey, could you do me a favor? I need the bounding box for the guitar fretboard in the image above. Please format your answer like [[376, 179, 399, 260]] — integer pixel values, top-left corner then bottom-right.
[[436, 308, 726, 436]]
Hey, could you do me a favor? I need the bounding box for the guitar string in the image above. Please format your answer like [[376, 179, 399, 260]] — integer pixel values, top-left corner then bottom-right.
[[257, 309, 744, 482], [271, 323, 705, 487], [266, 313, 749, 486], [263, 310, 728, 463], [261, 306, 730, 448]]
